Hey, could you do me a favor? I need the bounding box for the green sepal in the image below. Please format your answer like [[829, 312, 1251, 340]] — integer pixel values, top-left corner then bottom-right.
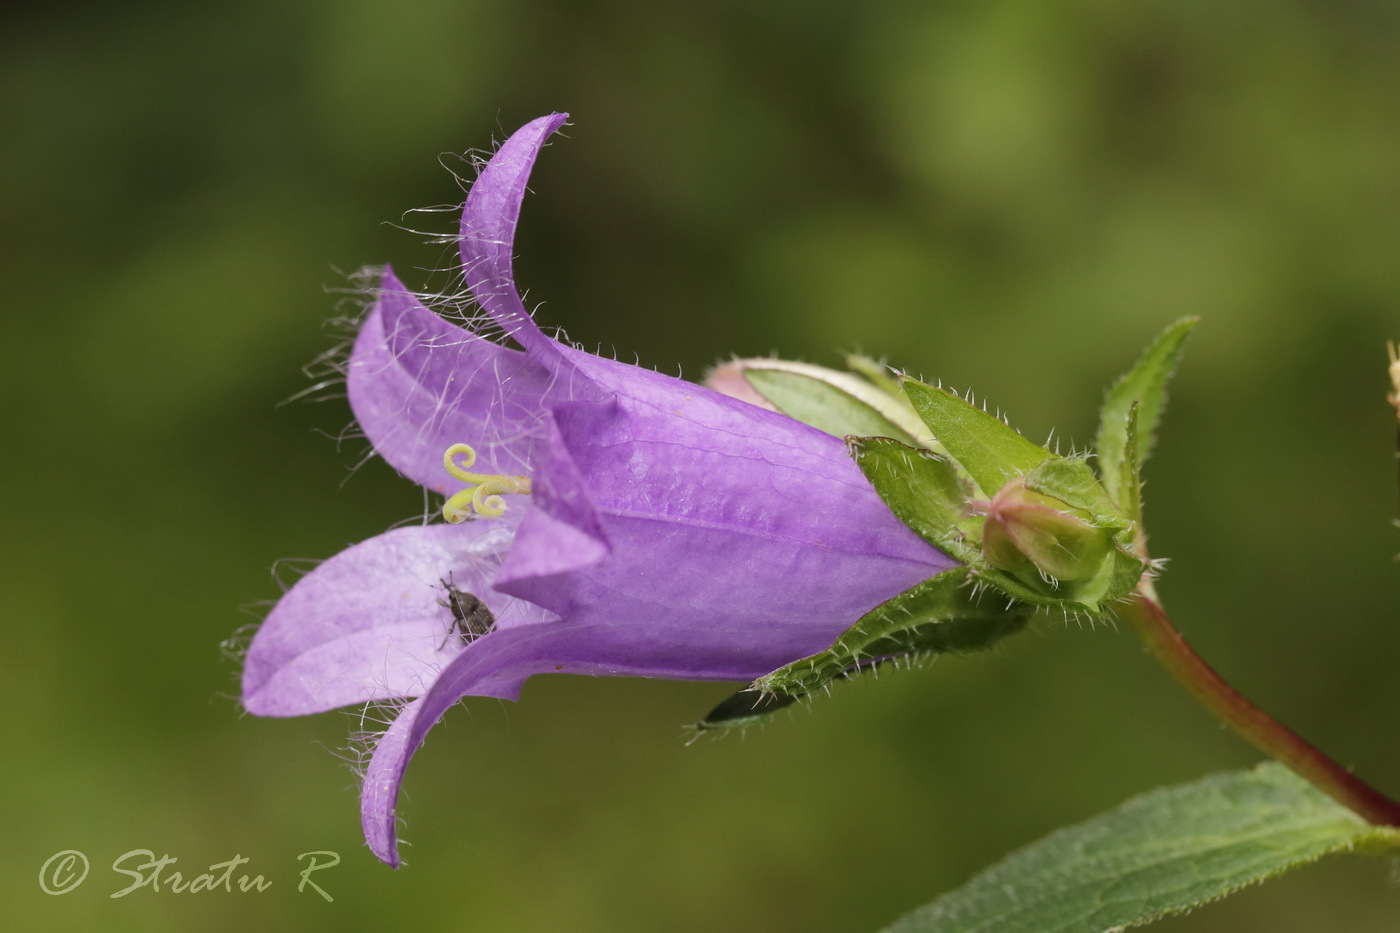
[[855, 435, 1143, 613], [693, 689, 801, 731], [742, 364, 924, 443], [845, 353, 905, 399], [1118, 401, 1143, 526], [850, 436, 978, 563], [756, 567, 1026, 697], [694, 567, 1029, 732], [1095, 317, 1197, 511], [900, 377, 1051, 496]]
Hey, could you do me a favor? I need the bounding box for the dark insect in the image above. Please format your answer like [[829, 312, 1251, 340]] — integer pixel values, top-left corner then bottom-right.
[[437, 577, 496, 649]]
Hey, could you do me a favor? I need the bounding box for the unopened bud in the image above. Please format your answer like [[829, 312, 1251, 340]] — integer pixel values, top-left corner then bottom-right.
[[980, 477, 1116, 583]]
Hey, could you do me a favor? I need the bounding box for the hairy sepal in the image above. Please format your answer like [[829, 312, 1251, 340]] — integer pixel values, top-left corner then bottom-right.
[[696, 567, 1030, 731], [858, 386, 1144, 614], [1095, 317, 1197, 514]]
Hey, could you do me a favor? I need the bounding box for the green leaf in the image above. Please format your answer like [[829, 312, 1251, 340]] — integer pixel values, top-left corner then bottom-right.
[[901, 377, 1051, 495], [1095, 318, 1197, 508], [745, 365, 922, 443], [882, 762, 1400, 933], [850, 436, 977, 562]]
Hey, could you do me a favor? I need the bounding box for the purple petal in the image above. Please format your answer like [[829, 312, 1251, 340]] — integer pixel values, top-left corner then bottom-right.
[[452, 115, 951, 638], [494, 404, 612, 597], [495, 347, 955, 663], [255, 113, 968, 869], [360, 618, 808, 866], [356, 352, 954, 866], [459, 113, 572, 360], [242, 521, 550, 717], [449, 140, 954, 656], [347, 267, 552, 488]]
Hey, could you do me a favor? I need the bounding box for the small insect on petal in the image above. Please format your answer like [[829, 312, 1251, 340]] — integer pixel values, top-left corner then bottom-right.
[[437, 576, 497, 649]]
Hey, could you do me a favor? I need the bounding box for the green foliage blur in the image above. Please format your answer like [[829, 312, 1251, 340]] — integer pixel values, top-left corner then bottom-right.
[[5, 1, 1400, 929]]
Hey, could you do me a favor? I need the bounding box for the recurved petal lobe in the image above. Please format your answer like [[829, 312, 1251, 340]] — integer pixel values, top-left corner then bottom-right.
[[347, 266, 552, 490], [241, 521, 550, 717]]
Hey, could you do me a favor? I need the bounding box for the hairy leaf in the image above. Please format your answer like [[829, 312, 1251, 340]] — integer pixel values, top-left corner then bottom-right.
[[883, 762, 1400, 933]]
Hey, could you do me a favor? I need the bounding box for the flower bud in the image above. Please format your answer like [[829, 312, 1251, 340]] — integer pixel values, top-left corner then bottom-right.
[[980, 477, 1117, 583]]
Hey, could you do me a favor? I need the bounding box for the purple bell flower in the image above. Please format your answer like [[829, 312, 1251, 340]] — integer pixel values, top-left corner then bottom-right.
[[241, 113, 955, 866]]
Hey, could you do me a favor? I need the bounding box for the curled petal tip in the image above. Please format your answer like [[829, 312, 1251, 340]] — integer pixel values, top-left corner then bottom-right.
[[459, 114, 573, 354]]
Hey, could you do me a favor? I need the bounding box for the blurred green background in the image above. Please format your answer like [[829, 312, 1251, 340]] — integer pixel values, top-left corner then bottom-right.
[[6, 0, 1400, 929]]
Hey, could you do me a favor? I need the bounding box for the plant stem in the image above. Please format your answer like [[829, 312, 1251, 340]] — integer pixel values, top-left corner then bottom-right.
[[1120, 589, 1400, 826]]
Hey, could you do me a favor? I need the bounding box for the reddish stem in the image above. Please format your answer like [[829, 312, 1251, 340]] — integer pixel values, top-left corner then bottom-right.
[[1120, 591, 1400, 826]]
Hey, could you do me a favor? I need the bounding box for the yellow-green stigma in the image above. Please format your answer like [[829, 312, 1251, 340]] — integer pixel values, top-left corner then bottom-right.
[[441, 443, 533, 522]]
